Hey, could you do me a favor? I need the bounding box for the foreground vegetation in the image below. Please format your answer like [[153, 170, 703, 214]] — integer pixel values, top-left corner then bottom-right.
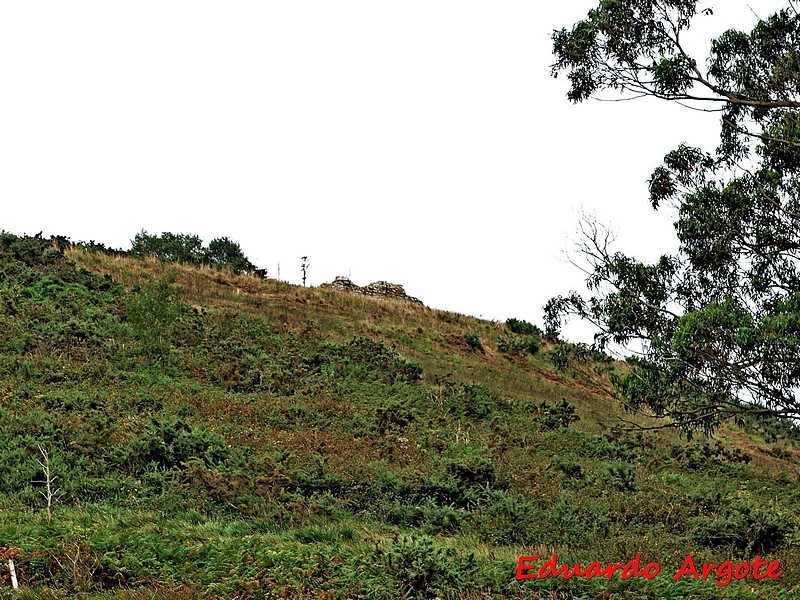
[[0, 232, 799, 598]]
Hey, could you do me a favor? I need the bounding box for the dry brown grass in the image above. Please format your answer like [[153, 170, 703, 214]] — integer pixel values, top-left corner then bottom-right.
[[65, 247, 758, 451], [64, 249, 646, 422]]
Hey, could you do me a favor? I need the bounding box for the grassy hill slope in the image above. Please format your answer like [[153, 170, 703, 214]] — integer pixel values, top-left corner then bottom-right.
[[0, 233, 799, 599]]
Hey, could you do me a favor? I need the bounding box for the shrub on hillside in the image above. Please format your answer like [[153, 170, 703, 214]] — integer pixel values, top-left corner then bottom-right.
[[131, 230, 204, 263], [420, 447, 499, 509], [443, 382, 501, 420], [694, 501, 793, 554], [671, 441, 751, 470], [110, 418, 229, 476], [464, 332, 483, 352], [549, 342, 612, 371], [376, 400, 415, 435], [738, 411, 800, 445], [498, 335, 540, 357], [505, 317, 542, 336], [0, 231, 69, 266], [130, 230, 265, 275], [533, 398, 580, 430], [317, 337, 422, 383], [385, 535, 474, 598], [204, 236, 257, 274], [125, 276, 188, 362], [471, 490, 539, 544], [600, 461, 639, 491]]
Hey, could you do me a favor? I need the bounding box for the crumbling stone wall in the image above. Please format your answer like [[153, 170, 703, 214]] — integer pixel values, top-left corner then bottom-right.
[[322, 276, 423, 305]]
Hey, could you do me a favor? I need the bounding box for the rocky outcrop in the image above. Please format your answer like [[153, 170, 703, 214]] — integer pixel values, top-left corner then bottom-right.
[[322, 276, 423, 305]]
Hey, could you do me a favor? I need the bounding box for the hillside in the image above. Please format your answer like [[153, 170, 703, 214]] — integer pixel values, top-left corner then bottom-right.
[[0, 232, 799, 599]]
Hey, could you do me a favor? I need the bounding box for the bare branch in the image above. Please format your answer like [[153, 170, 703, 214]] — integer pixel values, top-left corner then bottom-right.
[[36, 445, 61, 522]]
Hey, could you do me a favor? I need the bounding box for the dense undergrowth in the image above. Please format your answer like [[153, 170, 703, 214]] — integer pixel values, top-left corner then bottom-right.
[[0, 232, 799, 598]]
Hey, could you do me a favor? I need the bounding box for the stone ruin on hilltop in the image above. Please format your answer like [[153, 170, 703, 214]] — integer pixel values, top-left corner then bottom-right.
[[321, 276, 423, 305]]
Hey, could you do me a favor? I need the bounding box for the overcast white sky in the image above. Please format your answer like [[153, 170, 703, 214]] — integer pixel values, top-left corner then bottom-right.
[[0, 1, 785, 340]]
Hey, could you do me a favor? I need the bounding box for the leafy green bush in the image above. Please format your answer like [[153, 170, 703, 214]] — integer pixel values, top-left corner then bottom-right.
[[671, 441, 751, 470], [545, 496, 601, 547], [0, 231, 69, 267], [505, 317, 542, 336], [738, 411, 800, 445], [472, 490, 538, 544], [555, 456, 584, 479], [130, 230, 264, 275], [684, 485, 725, 512], [130, 230, 204, 263], [205, 237, 258, 274], [376, 400, 416, 435], [125, 276, 188, 362], [269, 403, 332, 430], [576, 433, 636, 461], [443, 382, 501, 419], [694, 501, 793, 554], [290, 454, 350, 498], [385, 535, 474, 598], [464, 332, 483, 352], [533, 398, 580, 430], [421, 502, 464, 534], [601, 461, 639, 491], [420, 446, 498, 509], [318, 337, 422, 383], [110, 419, 229, 475], [498, 335, 540, 357], [195, 313, 284, 392]]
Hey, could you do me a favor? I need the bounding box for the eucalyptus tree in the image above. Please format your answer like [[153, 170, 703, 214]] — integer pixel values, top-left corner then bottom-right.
[[545, 1, 800, 433]]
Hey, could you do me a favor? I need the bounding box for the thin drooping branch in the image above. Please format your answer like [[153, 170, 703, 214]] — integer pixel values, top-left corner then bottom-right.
[[723, 118, 800, 150]]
